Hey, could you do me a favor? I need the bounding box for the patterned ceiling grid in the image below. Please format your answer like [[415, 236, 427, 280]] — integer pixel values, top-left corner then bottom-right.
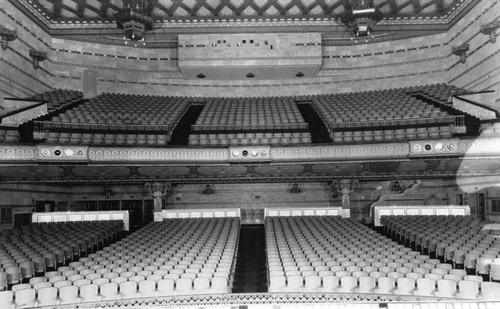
[[30, 0, 455, 21]]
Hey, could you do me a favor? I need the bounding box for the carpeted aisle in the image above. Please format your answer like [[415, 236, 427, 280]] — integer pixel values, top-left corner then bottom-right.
[[232, 225, 268, 293]]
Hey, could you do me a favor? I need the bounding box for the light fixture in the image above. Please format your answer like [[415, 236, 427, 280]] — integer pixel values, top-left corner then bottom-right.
[[114, 0, 153, 41], [29, 49, 47, 69], [203, 184, 214, 195], [290, 183, 302, 193], [0, 26, 17, 50], [452, 43, 469, 64], [480, 20, 500, 44], [341, 0, 383, 37]]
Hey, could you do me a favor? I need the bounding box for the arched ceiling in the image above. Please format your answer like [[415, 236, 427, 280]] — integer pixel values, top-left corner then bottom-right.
[[22, 0, 457, 22]]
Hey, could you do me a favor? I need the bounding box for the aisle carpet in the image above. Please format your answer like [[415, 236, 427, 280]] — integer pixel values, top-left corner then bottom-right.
[[232, 225, 268, 293]]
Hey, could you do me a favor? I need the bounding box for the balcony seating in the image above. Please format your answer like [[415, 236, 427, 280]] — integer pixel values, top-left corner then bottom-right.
[[42, 93, 190, 146], [27, 89, 83, 113], [189, 97, 310, 146], [311, 84, 464, 143]]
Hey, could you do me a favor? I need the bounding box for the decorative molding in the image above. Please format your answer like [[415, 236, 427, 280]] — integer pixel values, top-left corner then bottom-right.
[[0, 146, 36, 161], [1, 138, 500, 165], [15, 290, 465, 308], [271, 143, 410, 161], [88, 148, 229, 162]]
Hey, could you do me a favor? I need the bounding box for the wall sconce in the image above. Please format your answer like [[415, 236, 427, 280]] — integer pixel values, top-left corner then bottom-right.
[[480, 20, 500, 44], [203, 184, 214, 195], [29, 49, 47, 69], [0, 26, 17, 50], [452, 43, 469, 64], [102, 184, 113, 197], [391, 180, 403, 193], [290, 183, 302, 193]]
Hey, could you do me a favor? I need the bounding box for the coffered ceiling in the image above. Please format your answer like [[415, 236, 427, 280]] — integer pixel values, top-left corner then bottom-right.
[[19, 0, 461, 22]]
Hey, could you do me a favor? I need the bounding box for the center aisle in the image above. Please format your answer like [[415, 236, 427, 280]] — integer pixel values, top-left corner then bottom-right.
[[232, 225, 268, 293]]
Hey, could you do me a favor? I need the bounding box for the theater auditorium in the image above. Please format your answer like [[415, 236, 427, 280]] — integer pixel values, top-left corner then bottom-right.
[[0, 0, 499, 307]]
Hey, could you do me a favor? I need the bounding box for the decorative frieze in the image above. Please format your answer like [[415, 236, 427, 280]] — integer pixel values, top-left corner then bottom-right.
[[0, 146, 36, 161], [88, 148, 229, 162], [271, 143, 410, 161]]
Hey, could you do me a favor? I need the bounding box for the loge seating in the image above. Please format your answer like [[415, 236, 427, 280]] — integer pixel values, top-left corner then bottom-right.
[[189, 97, 311, 146], [0, 218, 239, 307], [265, 216, 497, 299]]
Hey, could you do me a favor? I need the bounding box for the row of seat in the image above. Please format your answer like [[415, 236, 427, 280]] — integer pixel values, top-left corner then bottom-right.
[[330, 126, 452, 143], [188, 132, 312, 146], [194, 99, 307, 131], [0, 276, 230, 308], [269, 273, 500, 299], [27, 89, 82, 112], [45, 132, 170, 146]]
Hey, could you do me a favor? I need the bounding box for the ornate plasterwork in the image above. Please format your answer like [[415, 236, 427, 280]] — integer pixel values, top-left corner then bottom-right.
[[11, 0, 476, 29], [1, 137, 500, 164], [88, 148, 229, 162], [0, 146, 36, 161], [271, 143, 410, 161]]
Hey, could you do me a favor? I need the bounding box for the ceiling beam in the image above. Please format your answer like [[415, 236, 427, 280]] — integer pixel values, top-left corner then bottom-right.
[[410, 0, 421, 13], [51, 0, 62, 18]]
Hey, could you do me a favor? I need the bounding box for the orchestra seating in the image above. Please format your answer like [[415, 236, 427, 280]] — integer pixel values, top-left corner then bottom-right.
[[0, 221, 123, 291], [40, 93, 191, 146], [380, 215, 500, 283], [0, 217, 239, 307], [26, 89, 83, 113], [265, 215, 499, 299], [189, 98, 311, 146], [311, 84, 466, 143]]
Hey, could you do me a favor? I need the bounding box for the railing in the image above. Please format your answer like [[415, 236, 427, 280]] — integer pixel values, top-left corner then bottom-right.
[[31, 211, 130, 231], [327, 115, 465, 130], [191, 122, 309, 132], [160, 208, 241, 220], [373, 205, 470, 226], [33, 120, 174, 133], [264, 207, 350, 218]]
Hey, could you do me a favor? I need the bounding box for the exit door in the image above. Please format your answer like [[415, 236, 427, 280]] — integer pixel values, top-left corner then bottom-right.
[[121, 200, 154, 231]]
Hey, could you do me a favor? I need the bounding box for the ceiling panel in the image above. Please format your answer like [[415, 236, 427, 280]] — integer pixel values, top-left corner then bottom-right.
[[26, 0, 457, 21]]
